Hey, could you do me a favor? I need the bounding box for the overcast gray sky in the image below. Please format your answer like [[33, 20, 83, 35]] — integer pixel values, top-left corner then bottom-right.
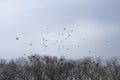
[[0, 0, 120, 60]]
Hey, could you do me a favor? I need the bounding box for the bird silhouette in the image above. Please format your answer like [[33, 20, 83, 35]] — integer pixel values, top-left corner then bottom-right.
[[62, 46, 64, 47], [83, 38, 86, 40], [32, 56, 35, 58], [16, 37, 19, 40], [56, 40, 58, 42], [71, 30, 73, 32], [68, 35, 71, 36], [89, 51, 92, 53], [29, 43, 32, 46], [77, 45, 80, 47], [42, 43, 45, 45], [64, 28, 66, 30], [58, 46, 60, 48], [45, 45, 47, 47], [105, 41, 109, 43], [36, 58, 39, 61], [67, 48, 69, 50], [30, 60, 32, 62], [47, 32, 50, 34], [42, 38, 45, 41], [96, 63, 99, 66], [65, 38, 68, 40]]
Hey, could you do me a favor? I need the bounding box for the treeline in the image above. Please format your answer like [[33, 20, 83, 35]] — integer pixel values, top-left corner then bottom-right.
[[0, 54, 120, 80]]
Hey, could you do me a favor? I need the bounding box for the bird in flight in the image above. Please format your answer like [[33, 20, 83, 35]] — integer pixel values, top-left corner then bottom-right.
[[29, 43, 32, 46], [45, 45, 47, 47], [58, 49, 60, 51], [47, 32, 50, 34], [65, 38, 68, 40], [42, 38, 45, 41], [89, 51, 92, 53], [77, 45, 80, 47], [71, 30, 73, 32], [64, 28, 66, 30], [61, 33, 64, 35], [105, 41, 109, 43], [56, 40, 58, 42], [62, 46, 64, 47], [67, 48, 70, 50], [16, 37, 19, 40], [68, 35, 71, 36], [83, 38, 86, 40], [42, 43, 45, 45]]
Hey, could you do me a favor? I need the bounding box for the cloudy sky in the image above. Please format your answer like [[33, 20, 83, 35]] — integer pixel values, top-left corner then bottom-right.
[[0, 0, 120, 60]]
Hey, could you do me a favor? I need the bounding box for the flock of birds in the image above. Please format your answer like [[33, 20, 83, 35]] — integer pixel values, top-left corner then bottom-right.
[[16, 27, 109, 56]]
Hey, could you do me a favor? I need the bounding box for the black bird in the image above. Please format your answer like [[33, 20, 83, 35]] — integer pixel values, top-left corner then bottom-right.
[[45, 45, 47, 47], [47, 32, 50, 34], [30, 60, 32, 62], [89, 51, 92, 53], [58, 49, 60, 51], [32, 56, 35, 58], [65, 38, 68, 40], [103, 67, 106, 69], [62, 46, 64, 47], [42, 38, 45, 41], [105, 41, 109, 43], [16, 37, 19, 40], [71, 30, 73, 32], [36, 58, 39, 61], [64, 28, 66, 30], [60, 58, 63, 61], [67, 48, 69, 50], [96, 63, 99, 66], [29, 43, 32, 46], [77, 45, 80, 47], [45, 40, 47, 42], [68, 62, 71, 66], [68, 35, 71, 36], [42, 43, 45, 45], [83, 38, 86, 40], [56, 40, 58, 42]]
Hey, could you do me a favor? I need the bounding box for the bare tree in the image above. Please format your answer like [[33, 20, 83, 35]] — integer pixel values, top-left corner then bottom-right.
[[0, 55, 120, 80]]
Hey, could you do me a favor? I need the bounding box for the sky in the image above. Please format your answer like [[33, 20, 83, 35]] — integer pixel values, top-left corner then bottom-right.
[[0, 0, 120, 60]]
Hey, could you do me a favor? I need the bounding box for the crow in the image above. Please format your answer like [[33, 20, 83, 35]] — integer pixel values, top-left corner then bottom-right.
[[16, 37, 19, 40], [29, 43, 32, 46]]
